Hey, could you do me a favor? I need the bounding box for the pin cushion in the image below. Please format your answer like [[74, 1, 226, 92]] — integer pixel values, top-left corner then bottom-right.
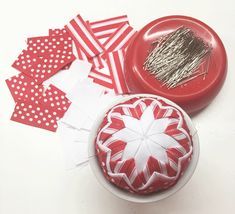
[[90, 95, 199, 201]]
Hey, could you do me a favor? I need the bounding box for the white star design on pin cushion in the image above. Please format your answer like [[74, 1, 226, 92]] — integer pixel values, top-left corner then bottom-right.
[[113, 106, 181, 172]]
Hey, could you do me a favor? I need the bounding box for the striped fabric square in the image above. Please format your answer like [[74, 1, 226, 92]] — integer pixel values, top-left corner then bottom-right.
[[106, 49, 129, 94], [89, 15, 129, 40], [65, 14, 105, 59], [102, 23, 137, 53], [89, 68, 113, 89]]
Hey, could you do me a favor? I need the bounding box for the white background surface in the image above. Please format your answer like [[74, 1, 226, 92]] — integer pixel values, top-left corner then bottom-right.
[[0, 0, 235, 213]]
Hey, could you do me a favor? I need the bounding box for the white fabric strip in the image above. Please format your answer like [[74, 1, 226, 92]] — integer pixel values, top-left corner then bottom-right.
[[94, 28, 117, 37]]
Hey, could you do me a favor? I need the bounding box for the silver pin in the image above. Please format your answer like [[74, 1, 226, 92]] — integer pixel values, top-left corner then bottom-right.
[[144, 27, 211, 88]]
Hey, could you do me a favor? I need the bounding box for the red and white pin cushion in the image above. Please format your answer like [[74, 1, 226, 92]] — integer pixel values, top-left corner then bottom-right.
[[95, 96, 194, 194], [125, 16, 227, 114]]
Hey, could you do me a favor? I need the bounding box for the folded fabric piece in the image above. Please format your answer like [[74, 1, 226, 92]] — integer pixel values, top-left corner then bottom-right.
[[89, 68, 113, 89], [28, 54, 76, 83], [61, 102, 93, 130], [49, 28, 70, 37], [59, 90, 118, 168], [106, 49, 129, 94], [88, 55, 105, 69], [39, 84, 71, 111], [65, 14, 104, 58], [12, 49, 40, 74], [89, 15, 129, 41], [66, 79, 105, 112], [11, 100, 63, 132], [75, 46, 89, 63], [6, 73, 44, 103], [43, 59, 91, 94], [27, 34, 72, 57], [102, 23, 136, 54], [57, 122, 90, 169], [12, 34, 76, 83], [48, 28, 73, 70], [10, 84, 70, 132]]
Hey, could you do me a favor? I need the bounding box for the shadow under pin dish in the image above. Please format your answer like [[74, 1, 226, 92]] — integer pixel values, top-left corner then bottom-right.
[[124, 15, 227, 115]]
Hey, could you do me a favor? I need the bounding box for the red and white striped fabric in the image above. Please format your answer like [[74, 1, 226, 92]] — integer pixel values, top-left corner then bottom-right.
[[102, 23, 137, 53], [75, 45, 113, 89], [95, 97, 193, 194], [75, 46, 88, 61], [106, 49, 129, 94], [89, 15, 129, 40], [89, 68, 113, 89], [65, 14, 105, 59], [88, 55, 105, 69]]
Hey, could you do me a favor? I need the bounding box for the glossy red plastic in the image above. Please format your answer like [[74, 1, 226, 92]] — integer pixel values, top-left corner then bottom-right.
[[125, 15, 227, 114]]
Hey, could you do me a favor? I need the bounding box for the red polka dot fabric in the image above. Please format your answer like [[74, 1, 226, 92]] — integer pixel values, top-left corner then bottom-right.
[[39, 85, 71, 111], [7, 26, 74, 132], [27, 35, 73, 59], [95, 96, 193, 194], [7, 79, 71, 132], [48, 28, 73, 70], [6, 73, 44, 103], [11, 100, 63, 132]]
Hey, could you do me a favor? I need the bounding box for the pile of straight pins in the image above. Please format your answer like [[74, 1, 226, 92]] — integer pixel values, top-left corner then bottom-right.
[[144, 27, 211, 88]]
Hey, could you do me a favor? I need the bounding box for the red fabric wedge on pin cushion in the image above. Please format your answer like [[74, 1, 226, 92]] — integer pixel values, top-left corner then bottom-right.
[[65, 14, 105, 58], [106, 49, 129, 94], [95, 96, 193, 194], [89, 15, 129, 40]]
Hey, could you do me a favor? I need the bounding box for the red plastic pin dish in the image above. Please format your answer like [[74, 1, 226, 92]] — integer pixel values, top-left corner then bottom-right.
[[125, 15, 227, 114]]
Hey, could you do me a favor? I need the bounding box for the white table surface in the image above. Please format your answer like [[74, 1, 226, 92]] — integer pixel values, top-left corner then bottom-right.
[[0, 0, 234, 213]]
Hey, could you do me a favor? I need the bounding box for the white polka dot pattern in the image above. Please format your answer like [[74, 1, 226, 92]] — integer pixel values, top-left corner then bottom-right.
[[49, 28, 73, 70], [5, 73, 44, 103], [49, 28, 69, 37], [40, 85, 71, 111], [27, 35, 72, 57], [8, 82, 71, 132], [28, 54, 75, 83], [12, 50, 41, 74], [11, 100, 63, 132]]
